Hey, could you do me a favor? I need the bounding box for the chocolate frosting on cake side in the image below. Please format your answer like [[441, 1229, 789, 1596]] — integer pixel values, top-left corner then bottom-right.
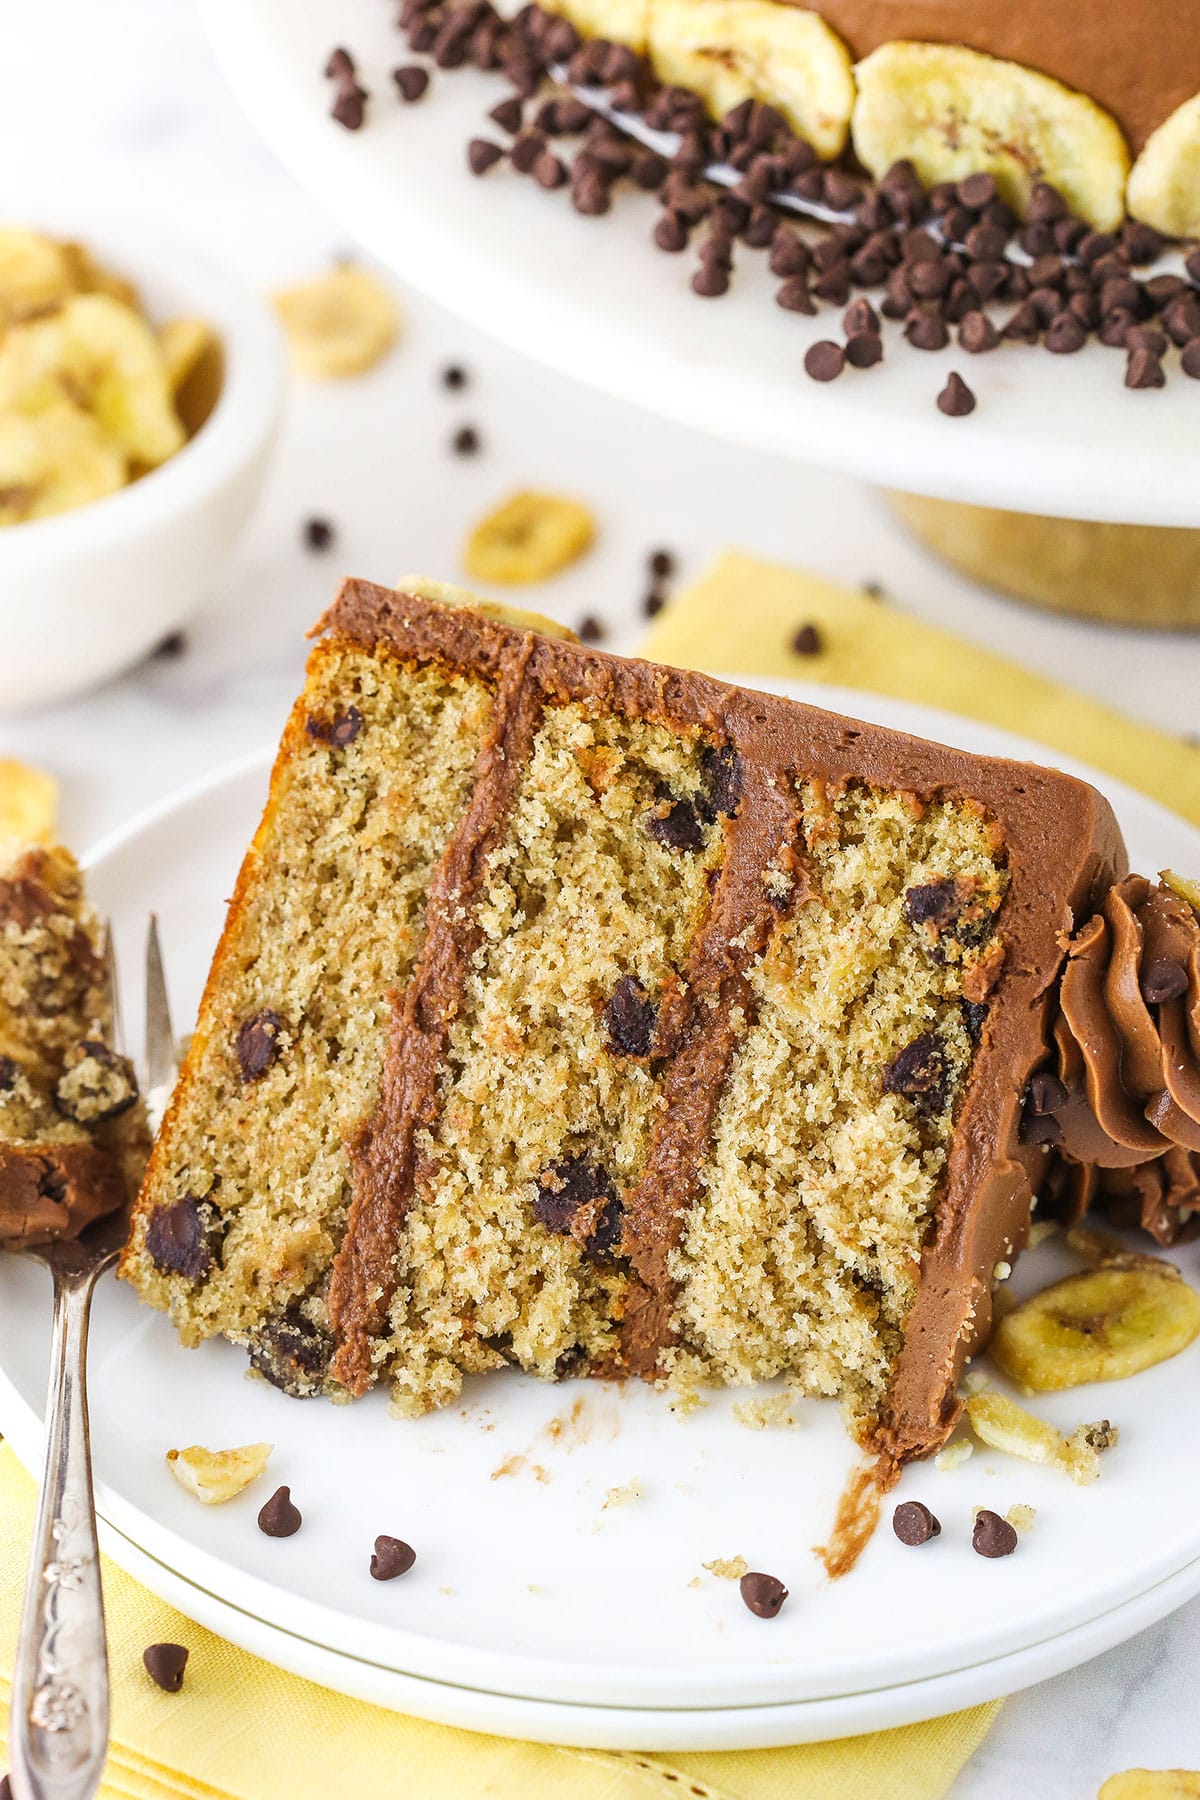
[[318, 580, 1127, 1458], [800, 0, 1200, 151]]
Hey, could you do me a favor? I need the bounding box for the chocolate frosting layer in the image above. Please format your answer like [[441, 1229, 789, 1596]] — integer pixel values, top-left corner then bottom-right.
[[803, 0, 1200, 151], [1043, 875, 1200, 1243], [319, 581, 1126, 1460]]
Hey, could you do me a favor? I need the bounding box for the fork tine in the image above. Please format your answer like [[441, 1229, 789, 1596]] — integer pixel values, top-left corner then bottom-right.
[[144, 915, 179, 1131], [101, 921, 126, 1057]]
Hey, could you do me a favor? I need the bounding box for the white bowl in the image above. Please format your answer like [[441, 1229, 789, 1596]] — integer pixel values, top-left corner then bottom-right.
[[0, 213, 285, 711]]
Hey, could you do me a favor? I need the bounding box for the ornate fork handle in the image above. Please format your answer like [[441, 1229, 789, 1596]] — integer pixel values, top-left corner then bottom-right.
[[10, 1260, 110, 1800]]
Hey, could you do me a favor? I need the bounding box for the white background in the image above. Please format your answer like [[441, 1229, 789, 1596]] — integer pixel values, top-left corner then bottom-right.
[[2, 1, 1199, 1791]]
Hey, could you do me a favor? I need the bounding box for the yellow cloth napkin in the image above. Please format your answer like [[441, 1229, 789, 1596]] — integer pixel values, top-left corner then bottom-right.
[[14, 544, 1197, 1800], [641, 551, 1200, 831]]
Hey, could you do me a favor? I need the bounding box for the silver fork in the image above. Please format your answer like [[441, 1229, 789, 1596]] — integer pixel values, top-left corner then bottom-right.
[[8, 920, 177, 1800]]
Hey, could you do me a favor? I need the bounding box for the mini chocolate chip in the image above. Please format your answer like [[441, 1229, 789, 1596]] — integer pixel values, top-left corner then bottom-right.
[[153, 630, 188, 659], [843, 297, 880, 337], [393, 64, 430, 101], [0, 1054, 18, 1091], [649, 548, 675, 579], [904, 879, 960, 929], [904, 310, 949, 352], [467, 138, 503, 175], [739, 1571, 788, 1618], [304, 516, 334, 551], [892, 1500, 940, 1545], [845, 332, 883, 369], [692, 263, 730, 299], [1026, 182, 1066, 223], [957, 171, 996, 210], [1029, 1070, 1068, 1115], [585, 1191, 625, 1263], [331, 80, 368, 130], [937, 372, 975, 416], [235, 1009, 287, 1082], [534, 150, 568, 190], [143, 1642, 189, 1692], [643, 592, 666, 618], [776, 275, 815, 314], [0, 1774, 11, 1800], [700, 741, 743, 816], [258, 1486, 303, 1538], [647, 793, 705, 852], [804, 341, 844, 382], [769, 232, 809, 278], [1122, 221, 1165, 265], [145, 1196, 214, 1282], [973, 1509, 1017, 1558], [1141, 957, 1189, 1004], [1126, 325, 1168, 357], [1182, 340, 1200, 380], [533, 1157, 615, 1235], [791, 623, 822, 655], [577, 615, 605, 643], [1019, 1105, 1062, 1147], [1126, 346, 1166, 389], [654, 210, 689, 253], [488, 96, 523, 134], [604, 975, 657, 1056], [882, 1032, 949, 1114], [371, 1535, 417, 1580], [325, 47, 355, 80], [441, 363, 468, 390], [961, 999, 989, 1044], [1045, 312, 1086, 354], [1003, 302, 1041, 344], [452, 425, 480, 456], [307, 705, 363, 748]]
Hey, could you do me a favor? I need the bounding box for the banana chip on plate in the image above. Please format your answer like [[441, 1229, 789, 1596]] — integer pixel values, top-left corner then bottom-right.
[[272, 264, 400, 378], [991, 1265, 1200, 1392], [464, 491, 596, 584], [0, 760, 59, 846], [1128, 94, 1200, 240], [166, 1442, 274, 1504]]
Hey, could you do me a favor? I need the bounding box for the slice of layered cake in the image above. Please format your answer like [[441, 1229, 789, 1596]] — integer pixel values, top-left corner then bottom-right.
[[1, 844, 149, 1245], [121, 579, 1130, 1464]]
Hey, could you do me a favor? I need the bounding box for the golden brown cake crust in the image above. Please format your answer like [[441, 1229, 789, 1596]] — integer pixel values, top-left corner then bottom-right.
[[794, 0, 1200, 152], [319, 580, 1126, 1456]]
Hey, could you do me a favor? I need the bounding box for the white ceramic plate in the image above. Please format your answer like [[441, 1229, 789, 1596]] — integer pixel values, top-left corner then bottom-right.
[[196, 0, 1200, 527], [2, 680, 1200, 1735]]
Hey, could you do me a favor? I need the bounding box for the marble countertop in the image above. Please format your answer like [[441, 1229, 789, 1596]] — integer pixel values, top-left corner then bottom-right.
[[3, 1, 1198, 1791]]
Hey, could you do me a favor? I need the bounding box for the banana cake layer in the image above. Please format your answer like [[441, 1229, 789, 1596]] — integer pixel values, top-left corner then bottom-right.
[[121, 581, 1124, 1462]]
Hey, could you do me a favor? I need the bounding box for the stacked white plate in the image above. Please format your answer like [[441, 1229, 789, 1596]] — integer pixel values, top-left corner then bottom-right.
[[2, 682, 1199, 1748]]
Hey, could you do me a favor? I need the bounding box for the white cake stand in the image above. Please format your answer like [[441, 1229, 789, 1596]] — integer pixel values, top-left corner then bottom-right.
[[198, 0, 1200, 526]]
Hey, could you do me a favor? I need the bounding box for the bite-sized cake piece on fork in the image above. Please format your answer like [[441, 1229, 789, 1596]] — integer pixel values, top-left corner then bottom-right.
[[122, 577, 1133, 1465], [0, 844, 149, 1245]]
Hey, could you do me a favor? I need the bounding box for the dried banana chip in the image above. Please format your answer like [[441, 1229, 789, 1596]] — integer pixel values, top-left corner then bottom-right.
[[0, 227, 76, 323], [991, 1266, 1200, 1392], [0, 292, 184, 470], [464, 491, 596, 584], [272, 264, 400, 378], [1161, 869, 1200, 916], [0, 404, 127, 525], [1127, 95, 1200, 240], [851, 42, 1130, 231], [648, 0, 854, 158], [0, 760, 59, 846], [166, 1442, 273, 1504], [60, 241, 141, 312], [965, 1390, 1116, 1486], [1100, 1774, 1200, 1799], [159, 317, 218, 396]]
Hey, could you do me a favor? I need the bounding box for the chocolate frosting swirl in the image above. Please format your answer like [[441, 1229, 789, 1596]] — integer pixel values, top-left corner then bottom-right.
[[1042, 875, 1200, 1242]]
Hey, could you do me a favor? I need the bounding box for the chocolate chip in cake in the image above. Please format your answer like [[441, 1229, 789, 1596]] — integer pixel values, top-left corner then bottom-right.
[[235, 1009, 287, 1082], [54, 1040, 139, 1124], [555, 1343, 589, 1378], [972, 1508, 1017, 1558], [441, 363, 469, 390], [604, 975, 657, 1057], [1141, 957, 1189, 1004], [961, 998, 988, 1044], [0, 1055, 18, 1091], [739, 1571, 788, 1618], [647, 793, 706, 853], [393, 64, 430, 101], [468, 138, 504, 176], [452, 425, 481, 456], [303, 516, 335, 551], [258, 1486, 303, 1538], [143, 1643, 188, 1692], [307, 705, 363, 749], [882, 1032, 949, 1115], [904, 879, 960, 930], [937, 372, 975, 416], [145, 1196, 216, 1282], [892, 1500, 940, 1545], [803, 341, 844, 383], [698, 745, 740, 824], [791, 623, 822, 656], [585, 1191, 625, 1264], [532, 1157, 615, 1235], [249, 1305, 332, 1397], [371, 1535, 417, 1580]]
